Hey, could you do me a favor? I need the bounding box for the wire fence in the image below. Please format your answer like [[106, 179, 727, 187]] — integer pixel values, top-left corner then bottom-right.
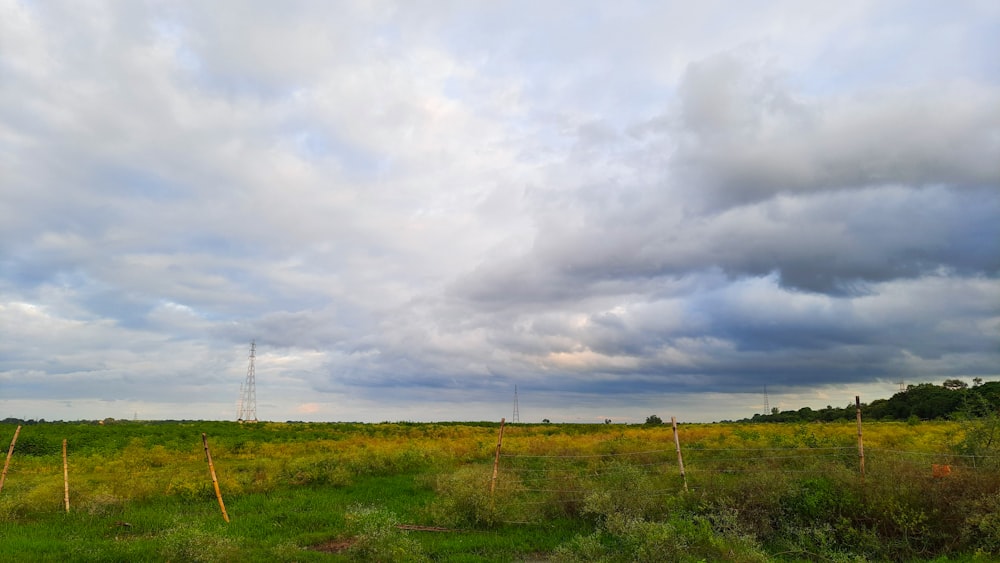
[[5, 419, 1000, 522], [490, 417, 1000, 523]]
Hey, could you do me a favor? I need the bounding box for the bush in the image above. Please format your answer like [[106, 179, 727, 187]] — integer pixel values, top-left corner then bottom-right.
[[963, 492, 1000, 555], [160, 521, 237, 562], [552, 512, 768, 562], [553, 459, 767, 562], [343, 504, 427, 562], [583, 461, 663, 522], [12, 435, 60, 456], [428, 465, 524, 527], [279, 457, 352, 487]]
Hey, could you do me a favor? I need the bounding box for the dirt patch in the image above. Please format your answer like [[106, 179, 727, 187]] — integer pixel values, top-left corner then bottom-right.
[[309, 538, 355, 553]]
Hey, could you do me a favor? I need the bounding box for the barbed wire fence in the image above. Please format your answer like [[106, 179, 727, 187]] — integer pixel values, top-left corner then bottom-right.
[[4, 413, 1000, 523], [491, 422, 1000, 524]]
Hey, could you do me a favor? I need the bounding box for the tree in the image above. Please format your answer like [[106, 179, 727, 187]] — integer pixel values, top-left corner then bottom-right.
[[644, 415, 663, 425], [887, 383, 963, 419], [944, 379, 969, 391], [955, 392, 1000, 466]]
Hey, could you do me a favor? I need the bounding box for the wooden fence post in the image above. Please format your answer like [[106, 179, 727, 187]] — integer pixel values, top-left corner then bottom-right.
[[202, 433, 230, 522], [62, 439, 70, 513], [490, 418, 506, 497], [856, 396, 865, 481], [671, 417, 688, 492], [0, 425, 21, 495]]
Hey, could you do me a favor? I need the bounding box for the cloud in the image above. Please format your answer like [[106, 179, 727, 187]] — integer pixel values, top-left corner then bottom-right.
[[1, 1, 997, 423], [674, 57, 1000, 209]]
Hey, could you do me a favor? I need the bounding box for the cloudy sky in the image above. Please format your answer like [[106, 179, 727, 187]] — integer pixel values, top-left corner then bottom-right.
[[2, 1, 998, 423]]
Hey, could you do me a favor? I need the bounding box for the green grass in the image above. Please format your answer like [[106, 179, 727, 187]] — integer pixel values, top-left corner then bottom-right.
[[2, 420, 1000, 561], [0, 474, 580, 562]]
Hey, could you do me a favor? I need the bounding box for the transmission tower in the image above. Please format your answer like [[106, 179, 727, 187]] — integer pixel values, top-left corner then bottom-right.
[[237, 340, 258, 423], [512, 385, 520, 423], [763, 385, 770, 414]]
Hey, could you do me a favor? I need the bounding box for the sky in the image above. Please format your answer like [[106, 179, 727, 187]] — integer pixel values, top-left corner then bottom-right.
[[1, 1, 998, 424]]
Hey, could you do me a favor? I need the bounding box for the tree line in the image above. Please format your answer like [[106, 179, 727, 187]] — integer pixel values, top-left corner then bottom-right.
[[740, 379, 1000, 423]]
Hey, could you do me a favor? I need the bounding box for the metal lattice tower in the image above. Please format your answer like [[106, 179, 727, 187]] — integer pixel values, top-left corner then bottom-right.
[[763, 385, 770, 414], [512, 385, 520, 423], [237, 340, 258, 423]]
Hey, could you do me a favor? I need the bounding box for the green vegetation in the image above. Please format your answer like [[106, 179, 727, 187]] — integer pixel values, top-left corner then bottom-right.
[[744, 379, 1000, 423], [0, 417, 998, 561]]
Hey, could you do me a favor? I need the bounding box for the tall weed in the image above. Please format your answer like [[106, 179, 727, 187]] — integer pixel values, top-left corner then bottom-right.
[[343, 504, 428, 562], [429, 465, 526, 527]]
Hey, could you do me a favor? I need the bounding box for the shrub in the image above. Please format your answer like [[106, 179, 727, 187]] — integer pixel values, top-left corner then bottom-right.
[[552, 459, 767, 562], [962, 492, 1000, 555], [160, 521, 238, 562], [165, 477, 215, 501], [552, 512, 767, 563], [279, 457, 352, 487], [428, 465, 524, 527], [582, 461, 663, 522], [12, 435, 60, 456], [342, 504, 427, 562]]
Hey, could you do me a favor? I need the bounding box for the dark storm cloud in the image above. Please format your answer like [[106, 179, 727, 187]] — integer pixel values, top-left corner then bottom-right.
[[451, 55, 1000, 298]]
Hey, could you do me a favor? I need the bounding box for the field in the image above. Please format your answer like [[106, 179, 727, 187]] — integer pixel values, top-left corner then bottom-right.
[[1, 419, 999, 562]]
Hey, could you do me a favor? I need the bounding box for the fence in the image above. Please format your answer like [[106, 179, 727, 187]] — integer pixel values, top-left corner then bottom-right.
[[0, 428, 232, 521], [3, 415, 999, 525], [490, 413, 1000, 523]]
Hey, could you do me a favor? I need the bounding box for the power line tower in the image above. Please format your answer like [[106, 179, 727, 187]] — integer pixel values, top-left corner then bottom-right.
[[237, 340, 258, 423], [896, 380, 906, 393], [512, 385, 520, 423], [763, 385, 770, 414]]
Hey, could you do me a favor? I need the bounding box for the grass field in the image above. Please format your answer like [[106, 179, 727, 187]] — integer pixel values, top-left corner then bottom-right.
[[0, 419, 998, 561]]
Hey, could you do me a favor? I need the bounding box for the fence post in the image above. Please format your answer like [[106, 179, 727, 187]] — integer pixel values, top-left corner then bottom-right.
[[0, 425, 21, 495], [490, 418, 506, 497], [671, 416, 688, 492], [856, 396, 865, 481], [62, 439, 70, 513], [202, 433, 230, 522]]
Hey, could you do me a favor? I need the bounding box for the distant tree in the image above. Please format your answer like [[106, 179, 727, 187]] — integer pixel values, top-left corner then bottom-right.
[[971, 382, 1000, 409], [944, 379, 969, 391], [736, 379, 998, 423], [542, 419, 550, 424], [645, 415, 663, 425], [955, 390, 1000, 461], [604, 418, 612, 424], [887, 383, 964, 420], [866, 398, 890, 421]]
